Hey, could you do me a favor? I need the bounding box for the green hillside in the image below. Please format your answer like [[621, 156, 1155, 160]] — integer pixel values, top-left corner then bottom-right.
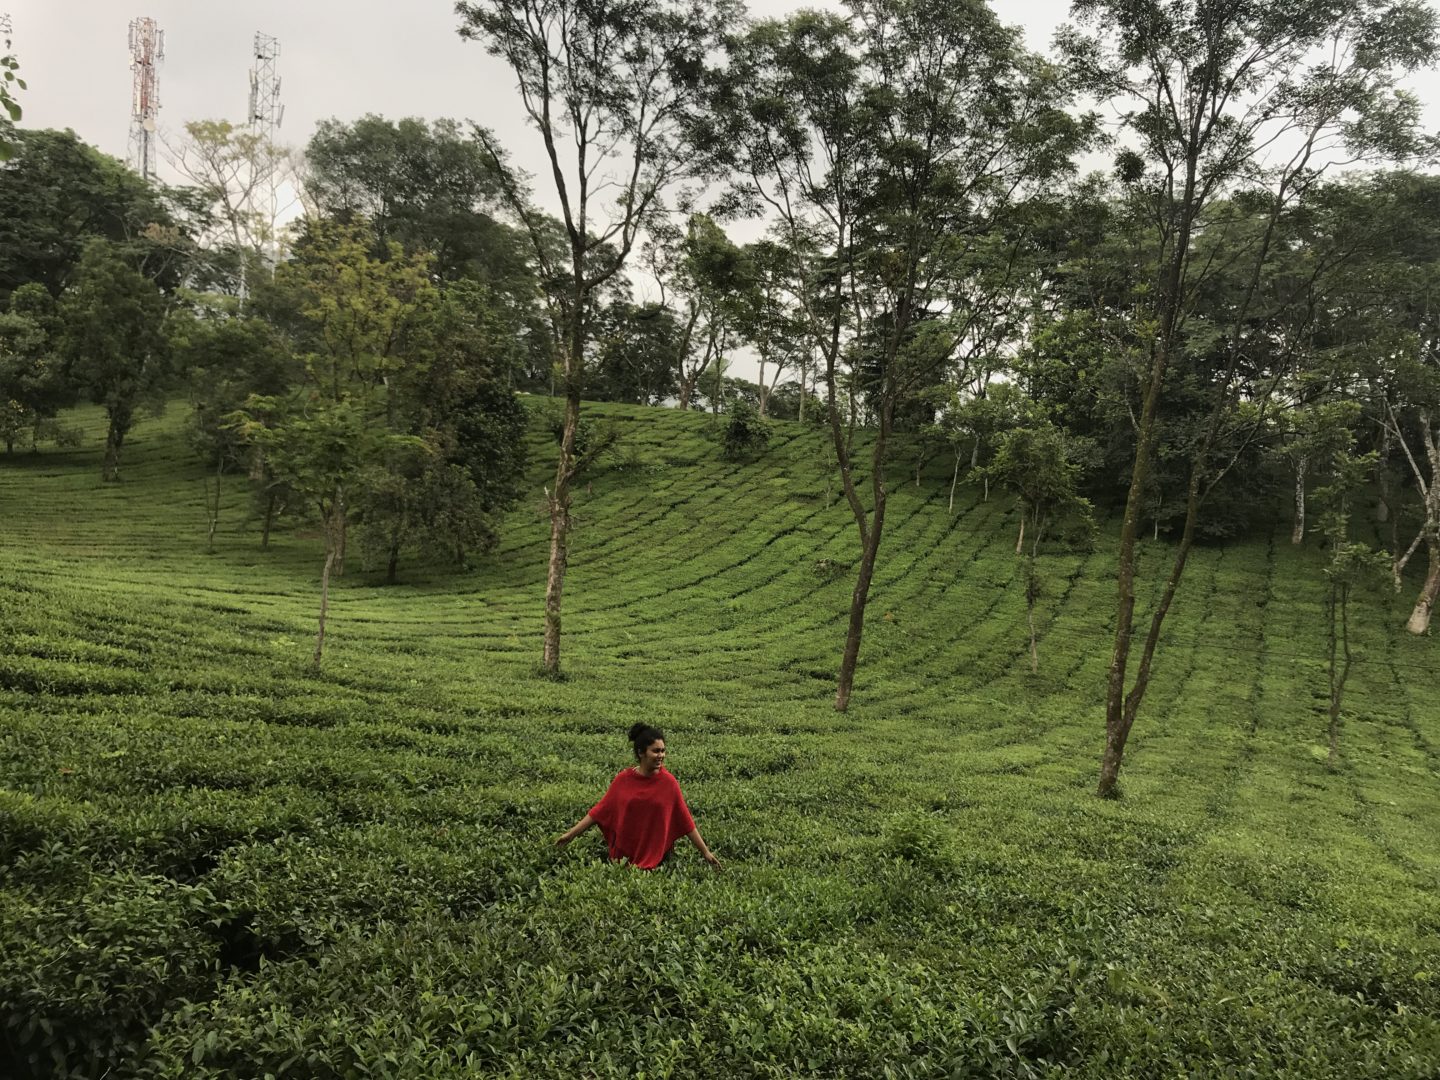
[[2, 400, 1437, 1078]]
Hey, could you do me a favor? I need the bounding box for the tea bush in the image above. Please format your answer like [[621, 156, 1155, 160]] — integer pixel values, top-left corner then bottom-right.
[[0, 400, 1437, 1077]]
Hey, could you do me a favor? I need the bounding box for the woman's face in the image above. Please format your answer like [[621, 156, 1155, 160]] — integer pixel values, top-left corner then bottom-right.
[[637, 738, 666, 772]]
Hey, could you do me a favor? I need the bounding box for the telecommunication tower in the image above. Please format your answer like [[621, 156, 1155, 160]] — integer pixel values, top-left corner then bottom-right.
[[247, 32, 284, 252], [127, 17, 164, 181]]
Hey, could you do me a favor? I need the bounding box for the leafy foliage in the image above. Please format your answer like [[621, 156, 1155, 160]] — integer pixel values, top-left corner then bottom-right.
[[57, 241, 170, 482], [0, 130, 187, 304], [720, 399, 773, 460]]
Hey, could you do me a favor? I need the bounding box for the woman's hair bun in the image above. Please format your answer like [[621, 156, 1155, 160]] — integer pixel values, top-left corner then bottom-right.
[[627, 723, 665, 758]]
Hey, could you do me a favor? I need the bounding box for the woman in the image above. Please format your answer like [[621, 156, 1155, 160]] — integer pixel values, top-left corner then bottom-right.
[[555, 724, 722, 871]]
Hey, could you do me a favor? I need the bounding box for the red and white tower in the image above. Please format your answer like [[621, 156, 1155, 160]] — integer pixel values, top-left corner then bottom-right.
[[127, 17, 164, 181]]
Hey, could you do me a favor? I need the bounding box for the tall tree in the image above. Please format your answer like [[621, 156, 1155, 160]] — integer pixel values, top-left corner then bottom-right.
[[736, 237, 807, 418], [1355, 174, 1440, 634], [644, 214, 751, 412], [172, 301, 294, 550], [456, 0, 736, 674], [303, 115, 528, 288], [0, 129, 183, 304], [236, 220, 435, 665], [165, 119, 293, 297], [1060, 0, 1438, 796], [726, 0, 1085, 709], [591, 299, 684, 405], [358, 279, 531, 582], [983, 419, 1095, 672], [58, 241, 169, 482], [0, 283, 74, 453]]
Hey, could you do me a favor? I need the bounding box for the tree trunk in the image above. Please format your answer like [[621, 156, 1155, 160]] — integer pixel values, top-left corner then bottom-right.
[[1328, 584, 1352, 766], [542, 399, 577, 673], [835, 519, 882, 712], [1292, 453, 1306, 545], [313, 544, 336, 670], [335, 512, 348, 578], [386, 530, 402, 586], [834, 411, 891, 712], [206, 460, 223, 555], [1015, 516, 1025, 556], [949, 448, 961, 513], [1406, 417, 1440, 633], [312, 497, 342, 669], [261, 490, 277, 549], [758, 359, 768, 417], [102, 403, 132, 483], [1099, 344, 1176, 799], [542, 276, 583, 675], [1377, 416, 1393, 526], [1026, 555, 1040, 675], [1028, 599, 1039, 674], [1101, 468, 1202, 797], [1406, 543, 1440, 635]]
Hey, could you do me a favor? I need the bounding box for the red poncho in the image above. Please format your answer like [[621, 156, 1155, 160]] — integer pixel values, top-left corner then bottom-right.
[[588, 767, 696, 870]]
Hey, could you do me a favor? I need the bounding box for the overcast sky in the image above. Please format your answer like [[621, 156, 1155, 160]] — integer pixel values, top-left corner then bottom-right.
[[6, 0, 1079, 190]]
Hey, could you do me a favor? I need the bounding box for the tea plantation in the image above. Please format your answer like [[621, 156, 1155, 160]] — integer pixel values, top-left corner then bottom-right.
[[2, 400, 1438, 1078]]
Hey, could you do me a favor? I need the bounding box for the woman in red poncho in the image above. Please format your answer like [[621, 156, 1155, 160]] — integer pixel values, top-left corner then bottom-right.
[[555, 724, 721, 871]]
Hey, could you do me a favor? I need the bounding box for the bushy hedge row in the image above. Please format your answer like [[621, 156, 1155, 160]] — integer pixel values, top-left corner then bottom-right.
[[3, 402, 1439, 1076]]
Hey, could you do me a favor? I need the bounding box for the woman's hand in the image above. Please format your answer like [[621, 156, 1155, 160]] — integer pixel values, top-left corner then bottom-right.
[[555, 813, 594, 848], [685, 827, 722, 871]]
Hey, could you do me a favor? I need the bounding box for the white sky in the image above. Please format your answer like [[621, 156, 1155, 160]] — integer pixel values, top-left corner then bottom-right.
[[4, 2, 1073, 172], [6, 0, 1439, 383]]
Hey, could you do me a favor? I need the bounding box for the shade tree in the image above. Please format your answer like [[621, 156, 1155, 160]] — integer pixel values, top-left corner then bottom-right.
[[590, 299, 685, 406], [0, 129, 187, 304], [640, 214, 752, 413], [358, 279, 531, 582], [57, 240, 170, 482], [171, 301, 294, 550], [456, 0, 737, 674], [735, 236, 809, 418], [983, 419, 1095, 672], [303, 116, 528, 288], [0, 283, 76, 454], [724, 0, 1087, 710], [1059, 0, 1439, 796], [1310, 436, 1391, 763], [164, 119, 294, 297], [234, 219, 437, 665]]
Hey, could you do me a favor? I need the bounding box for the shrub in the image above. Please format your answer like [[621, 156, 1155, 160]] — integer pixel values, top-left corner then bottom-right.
[[720, 400, 772, 460]]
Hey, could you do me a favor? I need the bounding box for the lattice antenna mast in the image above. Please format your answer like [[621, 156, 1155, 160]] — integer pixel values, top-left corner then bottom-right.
[[127, 17, 164, 181], [247, 32, 284, 258]]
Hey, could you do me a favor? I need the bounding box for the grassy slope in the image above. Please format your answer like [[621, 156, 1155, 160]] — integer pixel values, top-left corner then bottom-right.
[[1, 400, 1437, 1078]]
